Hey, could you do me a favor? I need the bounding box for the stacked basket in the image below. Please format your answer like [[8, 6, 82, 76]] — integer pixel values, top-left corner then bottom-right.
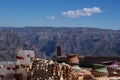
[[92, 64, 108, 77]]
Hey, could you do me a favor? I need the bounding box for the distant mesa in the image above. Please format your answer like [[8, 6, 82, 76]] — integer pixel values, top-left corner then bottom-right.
[[0, 27, 120, 61]]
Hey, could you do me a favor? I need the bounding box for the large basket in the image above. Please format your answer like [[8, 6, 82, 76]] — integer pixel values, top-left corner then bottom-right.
[[92, 64, 108, 77]]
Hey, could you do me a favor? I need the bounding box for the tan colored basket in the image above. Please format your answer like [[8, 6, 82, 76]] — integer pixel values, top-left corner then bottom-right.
[[78, 76, 83, 80]]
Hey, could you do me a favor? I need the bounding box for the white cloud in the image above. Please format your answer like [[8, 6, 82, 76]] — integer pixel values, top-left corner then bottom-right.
[[46, 16, 57, 20], [62, 7, 102, 18]]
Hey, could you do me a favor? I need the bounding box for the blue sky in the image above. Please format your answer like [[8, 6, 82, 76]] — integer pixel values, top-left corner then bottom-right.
[[0, 0, 120, 29]]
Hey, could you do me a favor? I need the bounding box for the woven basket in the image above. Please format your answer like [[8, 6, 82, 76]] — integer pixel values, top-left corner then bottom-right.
[[92, 64, 108, 77], [92, 71, 108, 77], [78, 76, 83, 80], [107, 67, 117, 76], [116, 68, 120, 77]]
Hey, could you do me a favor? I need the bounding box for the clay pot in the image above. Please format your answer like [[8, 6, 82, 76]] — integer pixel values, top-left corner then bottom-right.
[[67, 54, 79, 64], [67, 54, 81, 73]]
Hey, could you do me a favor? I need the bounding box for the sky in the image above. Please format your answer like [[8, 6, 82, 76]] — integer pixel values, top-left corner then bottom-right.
[[0, 0, 120, 29]]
